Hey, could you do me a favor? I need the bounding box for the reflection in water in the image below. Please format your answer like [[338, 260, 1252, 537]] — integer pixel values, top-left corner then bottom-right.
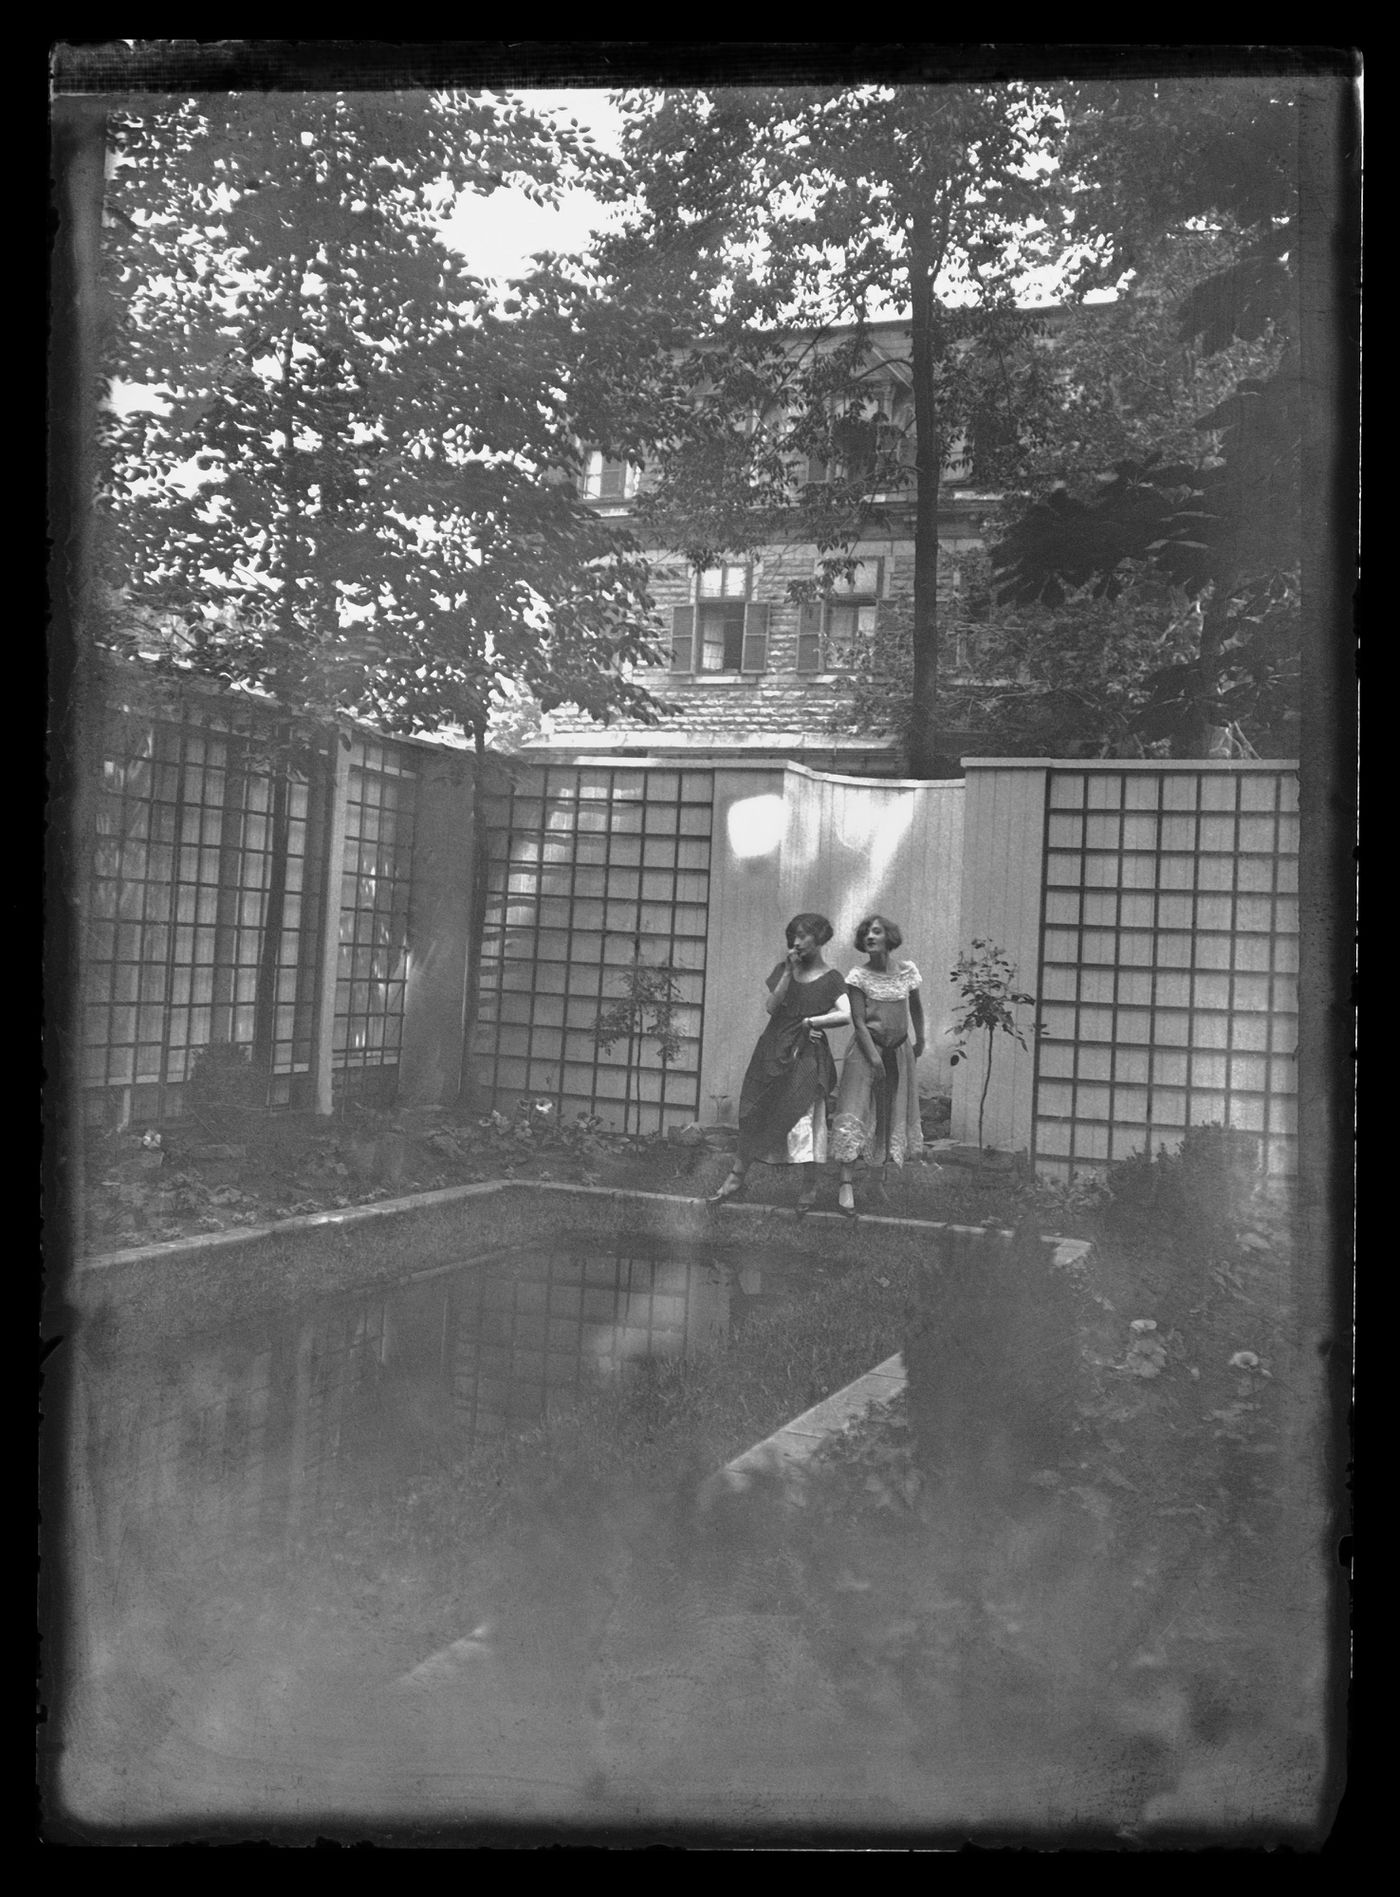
[[73, 1236, 783, 1576], [60, 1235, 809, 1827], [58, 1234, 1326, 1838]]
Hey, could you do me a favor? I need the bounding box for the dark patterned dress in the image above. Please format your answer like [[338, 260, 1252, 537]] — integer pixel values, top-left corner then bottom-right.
[[735, 964, 849, 1167]]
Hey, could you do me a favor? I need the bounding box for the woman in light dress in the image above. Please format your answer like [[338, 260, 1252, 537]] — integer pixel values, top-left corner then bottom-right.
[[830, 915, 925, 1216], [710, 912, 852, 1210]]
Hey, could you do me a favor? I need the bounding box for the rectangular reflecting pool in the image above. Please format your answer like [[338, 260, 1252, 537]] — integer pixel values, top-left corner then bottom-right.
[[73, 1231, 823, 1549], [52, 1186, 1069, 1836], [51, 1189, 1329, 1843]]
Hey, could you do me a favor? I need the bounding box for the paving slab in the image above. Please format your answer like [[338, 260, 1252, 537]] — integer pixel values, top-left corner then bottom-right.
[[705, 1352, 907, 1504]]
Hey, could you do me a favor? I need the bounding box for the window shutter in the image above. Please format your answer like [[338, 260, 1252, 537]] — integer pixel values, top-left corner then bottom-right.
[[867, 556, 885, 597], [804, 452, 827, 485], [796, 603, 824, 674], [740, 602, 769, 674], [671, 606, 694, 674]]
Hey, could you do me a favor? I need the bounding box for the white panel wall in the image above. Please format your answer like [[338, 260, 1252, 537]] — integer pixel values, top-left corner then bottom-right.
[[696, 766, 791, 1123], [950, 762, 1050, 1154], [699, 763, 965, 1118], [779, 764, 965, 1093]]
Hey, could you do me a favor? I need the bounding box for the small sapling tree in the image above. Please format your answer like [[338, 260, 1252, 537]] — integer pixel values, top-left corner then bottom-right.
[[947, 939, 1041, 1155], [592, 950, 685, 1137]]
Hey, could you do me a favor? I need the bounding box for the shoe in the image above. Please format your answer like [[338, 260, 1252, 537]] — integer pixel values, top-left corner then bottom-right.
[[795, 1190, 819, 1216], [837, 1183, 857, 1219], [709, 1171, 747, 1205]]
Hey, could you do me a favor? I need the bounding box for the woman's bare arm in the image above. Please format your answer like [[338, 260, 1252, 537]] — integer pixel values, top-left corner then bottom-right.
[[807, 990, 853, 1034], [909, 986, 926, 1058]]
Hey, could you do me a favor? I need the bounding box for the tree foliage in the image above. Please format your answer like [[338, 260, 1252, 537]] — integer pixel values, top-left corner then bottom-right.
[[592, 951, 686, 1137], [991, 78, 1303, 755], [586, 85, 1076, 777], [824, 574, 1267, 760], [593, 80, 1304, 763], [947, 940, 1040, 1155], [97, 90, 666, 741]]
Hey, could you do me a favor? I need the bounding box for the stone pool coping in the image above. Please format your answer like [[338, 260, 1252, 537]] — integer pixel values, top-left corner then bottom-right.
[[63, 1178, 1091, 1342], [74, 1178, 863, 1279], [76, 1182, 1092, 1277], [65, 1181, 743, 1331], [705, 1352, 909, 1505]]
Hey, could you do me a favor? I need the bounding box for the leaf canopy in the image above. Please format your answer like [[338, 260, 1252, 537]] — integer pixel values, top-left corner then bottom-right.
[[98, 90, 668, 739]]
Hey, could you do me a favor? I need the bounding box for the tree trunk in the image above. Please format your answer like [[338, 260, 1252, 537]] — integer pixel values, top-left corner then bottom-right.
[[907, 220, 950, 780], [275, 249, 304, 700], [457, 726, 489, 1107], [252, 758, 292, 1079], [1174, 591, 1233, 756], [623, 1019, 637, 1138]]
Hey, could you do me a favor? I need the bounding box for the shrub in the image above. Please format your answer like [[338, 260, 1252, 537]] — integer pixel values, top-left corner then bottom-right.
[[904, 1220, 1093, 1502], [1095, 1124, 1263, 1268], [183, 1040, 270, 1132]]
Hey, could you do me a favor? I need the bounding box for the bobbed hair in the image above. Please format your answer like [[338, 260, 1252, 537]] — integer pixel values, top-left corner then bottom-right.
[[786, 912, 834, 948], [855, 914, 904, 952]]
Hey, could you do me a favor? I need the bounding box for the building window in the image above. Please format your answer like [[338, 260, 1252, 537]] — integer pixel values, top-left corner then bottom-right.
[[581, 452, 639, 500], [886, 400, 918, 471], [697, 563, 749, 601], [698, 600, 746, 673], [796, 559, 883, 674], [799, 385, 913, 491], [823, 599, 879, 669], [671, 565, 769, 676], [942, 430, 973, 484], [696, 564, 746, 672]]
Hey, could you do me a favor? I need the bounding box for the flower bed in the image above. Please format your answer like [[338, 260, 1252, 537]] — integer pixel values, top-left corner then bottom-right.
[[75, 1095, 1062, 1257]]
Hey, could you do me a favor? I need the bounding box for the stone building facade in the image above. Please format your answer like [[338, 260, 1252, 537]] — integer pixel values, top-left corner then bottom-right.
[[525, 314, 1048, 779]]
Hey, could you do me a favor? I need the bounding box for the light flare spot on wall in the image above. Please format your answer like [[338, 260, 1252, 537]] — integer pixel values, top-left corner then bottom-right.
[[726, 794, 785, 860], [856, 794, 917, 890]]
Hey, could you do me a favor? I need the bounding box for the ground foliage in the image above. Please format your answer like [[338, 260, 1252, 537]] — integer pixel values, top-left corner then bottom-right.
[[78, 1089, 963, 1253], [789, 1126, 1321, 1836]]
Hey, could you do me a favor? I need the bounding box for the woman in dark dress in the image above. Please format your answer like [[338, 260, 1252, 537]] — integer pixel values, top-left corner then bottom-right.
[[710, 913, 852, 1210]]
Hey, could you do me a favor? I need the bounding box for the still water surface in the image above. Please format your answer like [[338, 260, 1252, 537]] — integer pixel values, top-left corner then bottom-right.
[[75, 1233, 809, 1551], [60, 1234, 849, 1828]]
